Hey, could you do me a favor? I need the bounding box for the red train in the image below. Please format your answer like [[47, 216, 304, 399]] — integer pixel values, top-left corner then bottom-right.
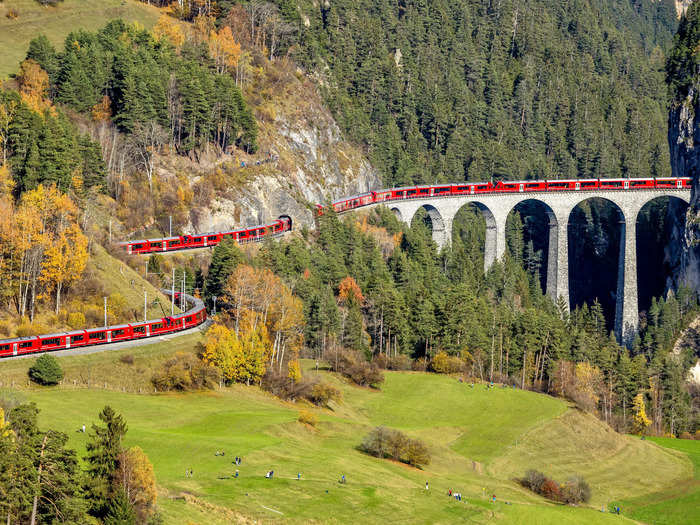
[[0, 291, 206, 359], [119, 216, 292, 255], [320, 177, 692, 215]]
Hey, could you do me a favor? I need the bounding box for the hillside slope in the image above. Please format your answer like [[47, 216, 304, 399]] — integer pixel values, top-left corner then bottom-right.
[[2, 352, 689, 524], [0, 0, 160, 79]]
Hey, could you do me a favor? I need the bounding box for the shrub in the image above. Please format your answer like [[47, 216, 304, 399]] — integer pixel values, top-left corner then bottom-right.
[[679, 431, 693, 440], [540, 479, 561, 501], [561, 476, 591, 504], [298, 409, 318, 427], [67, 312, 86, 329], [405, 438, 430, 467], [0, 320, 11, 337], [15, 321, 49, 337], [151, 352, 220, 391], [522, 469, 547, 494], [389, 354, 413, 370], [28, 354, 64, 386], [360, 426, 430, 468], [430, 351, 463, 374], [119, 354, 135, 365], [519, 470, 590, 504], [261, 369, 314, 401], [309, 382, 342, 407], [331, 350, 384, 388]]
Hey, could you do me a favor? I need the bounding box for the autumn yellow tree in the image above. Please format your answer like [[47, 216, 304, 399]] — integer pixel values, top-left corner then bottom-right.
[[209, 26, 241, 73], [152, 14, 185, 50], [115, 446, 157, 522], [222, 265, 304, 373], [16, 59, 51, 113], [40, 223, 88, 314], [201, 322, 272, 385], [338, 276, 364, 306], [572, 362, 604, 413], [632, 392, 652, 436]]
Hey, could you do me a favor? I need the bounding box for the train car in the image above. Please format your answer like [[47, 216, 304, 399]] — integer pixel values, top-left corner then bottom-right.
[[374, 190, 393, 202], [472, 182, 494, 194], [655, 177, 691, 189], [546, 179, 579, 191], [494, 181, 520, 193], [626, 179, 655, 190], [598, 178, 629, 190]]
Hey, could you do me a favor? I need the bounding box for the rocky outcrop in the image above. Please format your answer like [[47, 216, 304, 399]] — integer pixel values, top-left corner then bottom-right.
[[668, 88, 700, 291], [182, 69, 380, 234]]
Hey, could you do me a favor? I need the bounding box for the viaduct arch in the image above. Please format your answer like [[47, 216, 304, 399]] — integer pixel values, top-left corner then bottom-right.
[[384, 189, 690, 347]]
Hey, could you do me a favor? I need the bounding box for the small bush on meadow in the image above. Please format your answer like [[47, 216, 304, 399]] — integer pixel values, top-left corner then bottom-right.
[[298, 409, 318, 427], [309, 382, 342, 407], [119, 354, 135, 365], [520, 470, 590, 504], [430, 351, 464, 374], [361, 426, 430, 468], [151, 352, 220, 391], [331, 350, 384, 388], [28, 354, 64, 386]]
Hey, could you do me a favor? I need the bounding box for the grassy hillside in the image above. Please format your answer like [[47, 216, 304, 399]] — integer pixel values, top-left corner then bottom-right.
[[0, 347, 691, 524], [0, 0, 160, 79], [619, 436, 700, 525]]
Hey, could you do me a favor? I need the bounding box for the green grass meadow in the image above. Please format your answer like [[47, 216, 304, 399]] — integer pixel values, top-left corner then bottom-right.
[[1, 348, 693, 524], [0, 0, 160, 79], [618, 436, 700, 525]]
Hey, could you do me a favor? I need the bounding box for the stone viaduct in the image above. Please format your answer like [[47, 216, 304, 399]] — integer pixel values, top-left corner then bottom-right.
[[375, 188, 690, 347]]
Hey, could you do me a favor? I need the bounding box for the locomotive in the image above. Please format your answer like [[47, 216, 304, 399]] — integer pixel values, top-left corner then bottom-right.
[[0, 291, 206, 359]]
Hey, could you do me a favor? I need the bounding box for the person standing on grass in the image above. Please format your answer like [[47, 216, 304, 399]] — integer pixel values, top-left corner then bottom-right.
[[425, 481, 429, 490], [298, 473, 301, 481]]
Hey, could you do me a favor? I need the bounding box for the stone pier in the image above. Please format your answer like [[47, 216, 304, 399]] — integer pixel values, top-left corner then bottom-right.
[[384, 189, 690, 347]]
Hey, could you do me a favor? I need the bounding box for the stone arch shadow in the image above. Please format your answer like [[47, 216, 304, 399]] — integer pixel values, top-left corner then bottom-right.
[[567, 196, 628, 342], [635, 194, 690, 313], [410, 204, 447, 248], [450, 201, 499, 272]]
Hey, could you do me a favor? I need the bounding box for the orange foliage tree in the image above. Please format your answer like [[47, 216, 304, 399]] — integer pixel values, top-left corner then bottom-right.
[[16, 59, 51, 113]]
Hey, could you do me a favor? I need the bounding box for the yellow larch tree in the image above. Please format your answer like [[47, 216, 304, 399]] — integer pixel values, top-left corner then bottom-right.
[[16, 59, 51, 113], [40, 222, 88, 314], [152, 14, 185, 50], [209, 26, 241, 73], [115, 446, 157, 521], [632, 392, 652, 436]]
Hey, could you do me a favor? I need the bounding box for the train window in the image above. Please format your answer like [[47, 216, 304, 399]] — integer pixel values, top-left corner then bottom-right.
[[112, 329, 125, 336], [407, 190, 417, 196], [133, 326, 146, 334], [239, 232, 247, 237], [0, 344, 8, 351], [170, 240, 180, 246], [193, 237, 202, 242], [605, 181, 623, 186], [20, 341, 33, 348], [581, 182, 596, 187], [477, 185, 489, 189], [435, 187, 451, 193], [151, 323, 163, 330], [457, 186, 468, 190], [89, 332, 106, 340], [71, 334, 84, 343], [42, 338, 60, 346], [630, 181, 648, 186], [208, 236, 219, 241], [151, 242, 162, 248], [132, 244, 144, 250]]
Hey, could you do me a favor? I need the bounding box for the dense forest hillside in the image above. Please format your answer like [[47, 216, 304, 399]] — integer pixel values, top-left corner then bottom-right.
[[275, 0, 680, 186]]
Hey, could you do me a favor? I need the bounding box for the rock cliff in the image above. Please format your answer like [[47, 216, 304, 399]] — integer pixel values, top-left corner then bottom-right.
[[182, 65, 380, 234], [668, 88, 700, 291]]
